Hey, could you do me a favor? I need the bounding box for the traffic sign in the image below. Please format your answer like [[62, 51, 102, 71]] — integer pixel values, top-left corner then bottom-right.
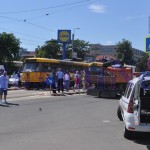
[[145, 36, 150, 53]]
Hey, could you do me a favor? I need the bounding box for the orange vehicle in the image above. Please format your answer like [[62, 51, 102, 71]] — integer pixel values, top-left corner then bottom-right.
[[86, 61, 135, 98], [106, 66, 132, 83]]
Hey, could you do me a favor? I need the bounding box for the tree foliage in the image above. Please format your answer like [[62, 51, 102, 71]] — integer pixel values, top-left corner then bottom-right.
[[0, 32, 20, 64], [35, 39, 90, 60], [73, 39, 89, 59], [35, 39, 61, 59], [115, 39, 134, 65], [66, 39, 89, 60], [136, 53, 149, 72]]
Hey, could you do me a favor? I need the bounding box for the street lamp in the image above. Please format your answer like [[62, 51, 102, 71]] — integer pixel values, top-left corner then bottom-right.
[[72, 28, 80, 58]]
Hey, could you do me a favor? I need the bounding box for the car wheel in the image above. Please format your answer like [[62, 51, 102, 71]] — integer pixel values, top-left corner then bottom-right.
[[124, 126, 133, 139], [117, 106, 123, 121]]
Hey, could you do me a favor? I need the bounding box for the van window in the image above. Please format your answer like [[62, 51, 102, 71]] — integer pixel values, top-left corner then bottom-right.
[[126, 83, 134, 99], [124, 82, 134, 99], [141, 80, 150, 97], [124, 83, 130, 97]]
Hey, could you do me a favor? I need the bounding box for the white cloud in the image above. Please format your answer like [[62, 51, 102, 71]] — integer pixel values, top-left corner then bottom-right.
[[89, 4, 106, 13]]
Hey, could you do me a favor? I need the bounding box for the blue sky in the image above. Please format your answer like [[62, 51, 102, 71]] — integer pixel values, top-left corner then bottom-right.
[[0, 0, 149, 51]]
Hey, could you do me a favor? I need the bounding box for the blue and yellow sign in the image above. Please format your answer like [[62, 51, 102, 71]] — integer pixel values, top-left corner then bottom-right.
[[57, 30, 71, 43], [145, 36, 150, 53]]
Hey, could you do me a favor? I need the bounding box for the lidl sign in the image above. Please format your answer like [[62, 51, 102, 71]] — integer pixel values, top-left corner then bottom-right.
[[145, 36, 150, 53], [57, 30, 71, 43]]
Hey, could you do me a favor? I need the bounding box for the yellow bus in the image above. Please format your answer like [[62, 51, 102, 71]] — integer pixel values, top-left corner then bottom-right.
[[21, 57, 89, 89]]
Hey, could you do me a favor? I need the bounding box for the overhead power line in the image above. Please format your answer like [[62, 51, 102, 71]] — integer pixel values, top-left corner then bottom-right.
[[0, 15, 56, 33], [0, 0, 90, 14], [0, 27, 47, 41]]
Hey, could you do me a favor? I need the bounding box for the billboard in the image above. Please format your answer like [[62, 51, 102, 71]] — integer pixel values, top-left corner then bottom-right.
[[57, 30, 71, 43]]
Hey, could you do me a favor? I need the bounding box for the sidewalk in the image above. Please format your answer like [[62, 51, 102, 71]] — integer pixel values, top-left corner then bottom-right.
[[8, 86, 87, 96], [8, 87, 24, 90]]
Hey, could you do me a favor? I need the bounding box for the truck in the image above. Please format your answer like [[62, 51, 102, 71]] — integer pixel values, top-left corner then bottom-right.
[[86, 61, 135, 98]]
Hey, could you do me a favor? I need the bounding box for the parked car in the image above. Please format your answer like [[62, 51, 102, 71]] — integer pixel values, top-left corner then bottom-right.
[[9, 74, 19, 87], [117, 71, 150, 139]]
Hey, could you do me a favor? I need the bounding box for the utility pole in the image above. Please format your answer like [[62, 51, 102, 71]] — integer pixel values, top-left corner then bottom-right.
[[72, 28, 80, 58]]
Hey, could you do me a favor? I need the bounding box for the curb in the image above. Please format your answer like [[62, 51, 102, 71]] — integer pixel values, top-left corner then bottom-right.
[[7, 88, 87, 96], [8, 87, 24, 90]]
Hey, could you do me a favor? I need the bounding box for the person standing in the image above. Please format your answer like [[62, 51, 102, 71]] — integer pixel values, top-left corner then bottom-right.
[[64, 71, 70, 92], [74, 71, 80, 93], [17, 69, 21, 87], [0, 71, 9, 103], [45, 72, 57, 94], [56, 68, 64, 93], [81, 71, 86, 91]]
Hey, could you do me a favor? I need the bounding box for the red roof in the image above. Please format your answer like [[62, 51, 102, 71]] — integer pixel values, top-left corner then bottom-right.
[[96, 55, 114, 60]]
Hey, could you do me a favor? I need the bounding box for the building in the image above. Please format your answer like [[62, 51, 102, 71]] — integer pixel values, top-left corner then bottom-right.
[[88, 44, 145, 62], [20, 51, 36, 60]]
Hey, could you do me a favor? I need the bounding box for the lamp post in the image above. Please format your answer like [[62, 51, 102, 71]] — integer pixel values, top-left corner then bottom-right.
[[72, 28, 80, 58]]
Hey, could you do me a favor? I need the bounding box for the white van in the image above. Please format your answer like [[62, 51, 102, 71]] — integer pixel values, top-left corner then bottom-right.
[[117, 71, 150, 139], [0, 65, 5, 75]]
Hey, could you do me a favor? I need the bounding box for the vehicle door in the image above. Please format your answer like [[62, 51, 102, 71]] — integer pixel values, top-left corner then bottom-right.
[[133, 80, 141, 125], [120, 82, 132, 114]]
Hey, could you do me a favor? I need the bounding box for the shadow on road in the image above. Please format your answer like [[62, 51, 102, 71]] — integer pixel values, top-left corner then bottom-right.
[[132, 133, 150, 149], [0, 103, 10, 107], [5, 102, 19, 106], [0, 102, 19, 107]]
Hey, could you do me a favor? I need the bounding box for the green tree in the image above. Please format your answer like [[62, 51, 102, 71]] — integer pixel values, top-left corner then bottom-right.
[[66, 39, 89, 60], [35, 39, 61, 59], [36, 39, 90, 60], [0, 32, 20, 64], [115, 39, 134, 65], [136, 53, 149, 72]]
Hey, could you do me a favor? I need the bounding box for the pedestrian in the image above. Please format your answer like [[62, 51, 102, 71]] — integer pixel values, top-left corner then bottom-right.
[[51, 72, 57, 93], [64, 71, 70, 92], [81, 71, 86, 91], [17, 69, 22, 87], [45, 73, 57, 94], [56, 68, 64, 93], [0, 71, 9, 103], [74, 71, 80, 93]]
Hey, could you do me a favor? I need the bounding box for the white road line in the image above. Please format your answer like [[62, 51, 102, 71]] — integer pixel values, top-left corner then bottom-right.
[[103, 120, 110, 123], [8, 95, 52, 102], [7, 92, 85, 102]]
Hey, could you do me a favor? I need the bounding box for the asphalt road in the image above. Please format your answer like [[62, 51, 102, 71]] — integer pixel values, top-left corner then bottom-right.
[[0, 90, 150, 150]]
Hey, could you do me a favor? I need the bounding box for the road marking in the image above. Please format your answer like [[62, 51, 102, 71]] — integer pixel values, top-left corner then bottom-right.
[[8, 95, 52, 102], [103, 120, 110, 123], [7, 93, 86, 102]]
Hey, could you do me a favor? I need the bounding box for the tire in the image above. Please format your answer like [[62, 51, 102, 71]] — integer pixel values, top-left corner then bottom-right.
[[117, 106, 123, 121], [124, 126, 133, 139]]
